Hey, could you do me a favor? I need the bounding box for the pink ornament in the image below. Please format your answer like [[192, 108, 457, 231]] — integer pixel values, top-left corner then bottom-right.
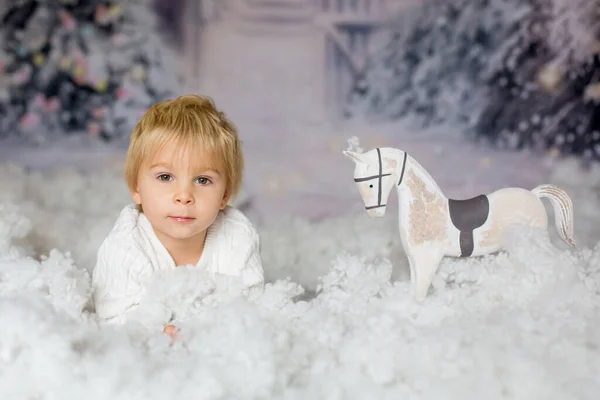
[[15, 67, 31, 84], [64, 18, 76, 30], [92, 107, 105, 119], [59, 10, 76, 30], [33, 93, 45, 108], [116, 87, 129, 100], [17, 72, 28, 83], [45, 97, 59, 112], [20, 113, 40, 128], [95, 5, 110, 25]]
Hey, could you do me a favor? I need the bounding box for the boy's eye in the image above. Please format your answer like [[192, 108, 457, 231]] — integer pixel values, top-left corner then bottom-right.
[[196, 177, 211, 185], [157, 174, 172, 182]]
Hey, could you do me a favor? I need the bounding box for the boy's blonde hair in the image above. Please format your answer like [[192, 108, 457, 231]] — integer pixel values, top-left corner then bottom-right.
[[125, 94, 243, 201]]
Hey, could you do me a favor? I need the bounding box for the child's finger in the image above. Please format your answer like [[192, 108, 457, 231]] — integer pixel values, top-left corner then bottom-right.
[[163, 324, 180, 338]]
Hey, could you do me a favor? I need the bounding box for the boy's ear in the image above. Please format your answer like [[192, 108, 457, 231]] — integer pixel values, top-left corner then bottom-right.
[[220, 190, 230, 209], [130, 186, 142, 205]]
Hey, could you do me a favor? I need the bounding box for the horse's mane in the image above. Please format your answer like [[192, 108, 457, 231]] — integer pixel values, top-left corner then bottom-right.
[[406, 153, 444, 195]]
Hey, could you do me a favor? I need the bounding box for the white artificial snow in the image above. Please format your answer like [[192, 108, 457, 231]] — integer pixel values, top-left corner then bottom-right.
[[0, 146, 599, 398]]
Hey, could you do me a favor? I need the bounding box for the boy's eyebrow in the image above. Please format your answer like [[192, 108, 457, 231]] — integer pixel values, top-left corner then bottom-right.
[[149, 162, 221, 175], [200, 169, 221, 175], [149, 162, 172, 169]]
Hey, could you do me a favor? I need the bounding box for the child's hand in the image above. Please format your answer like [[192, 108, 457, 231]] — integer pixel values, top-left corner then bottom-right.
[[163, 324, 180, 347]]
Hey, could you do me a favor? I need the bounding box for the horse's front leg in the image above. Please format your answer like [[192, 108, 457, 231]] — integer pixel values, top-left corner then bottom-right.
[[406, 245, 444, 302]]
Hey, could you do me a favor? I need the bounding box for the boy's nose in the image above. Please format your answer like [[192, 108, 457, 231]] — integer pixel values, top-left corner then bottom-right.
[[175, 196, 193, 205], [174, 187, 194, 205]]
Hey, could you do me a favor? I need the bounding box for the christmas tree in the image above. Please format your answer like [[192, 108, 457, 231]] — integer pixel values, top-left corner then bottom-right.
[[473, 0, 600, 159], [347, 0, 600, 160], [0, 0, 181, 145], [346, 0, 533, 128]]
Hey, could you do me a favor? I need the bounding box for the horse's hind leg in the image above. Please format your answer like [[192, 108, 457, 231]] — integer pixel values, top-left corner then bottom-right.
[[407, 247, 444, 302]]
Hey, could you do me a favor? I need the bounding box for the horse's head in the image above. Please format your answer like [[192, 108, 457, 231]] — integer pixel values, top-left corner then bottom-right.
[[343, 147, 403, 217]]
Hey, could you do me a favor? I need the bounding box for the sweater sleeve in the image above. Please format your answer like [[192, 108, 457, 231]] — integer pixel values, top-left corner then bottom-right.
[[91, 237, 150, 323], [239, 226, 265, 294], [211, 208, 265, 294]]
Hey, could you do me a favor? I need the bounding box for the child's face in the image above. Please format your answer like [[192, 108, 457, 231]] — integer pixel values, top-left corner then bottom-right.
[[130, 141, 229, 250]]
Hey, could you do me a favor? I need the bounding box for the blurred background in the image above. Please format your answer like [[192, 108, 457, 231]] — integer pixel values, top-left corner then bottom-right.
[[0, 0, 598, 224]]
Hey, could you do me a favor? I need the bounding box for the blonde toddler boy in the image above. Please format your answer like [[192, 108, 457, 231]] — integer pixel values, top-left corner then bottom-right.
[[91, 94, 264, 325]]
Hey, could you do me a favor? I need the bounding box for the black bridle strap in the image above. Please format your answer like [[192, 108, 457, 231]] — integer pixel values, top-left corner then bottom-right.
[[354, 173, 391, 182], [376, 148, 383, 206], [365, 204, 386, 210], [397, 151, 408, 186]]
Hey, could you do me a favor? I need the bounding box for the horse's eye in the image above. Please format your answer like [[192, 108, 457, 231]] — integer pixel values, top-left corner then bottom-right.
[[369, 184, 373, 188]]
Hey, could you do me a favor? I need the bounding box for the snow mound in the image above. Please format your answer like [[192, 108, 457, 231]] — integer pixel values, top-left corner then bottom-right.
[[0, 159, 599, 398]]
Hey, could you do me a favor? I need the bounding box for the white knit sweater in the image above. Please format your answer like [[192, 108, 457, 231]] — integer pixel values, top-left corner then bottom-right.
[[91, 204, 264, 324]]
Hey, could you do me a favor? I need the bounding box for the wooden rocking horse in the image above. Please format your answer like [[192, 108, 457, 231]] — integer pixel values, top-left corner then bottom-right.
[[343, 147, 576, 301]]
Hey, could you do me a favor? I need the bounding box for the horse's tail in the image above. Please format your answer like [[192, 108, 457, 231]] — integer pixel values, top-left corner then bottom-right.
[[531, 184, 576, 248]]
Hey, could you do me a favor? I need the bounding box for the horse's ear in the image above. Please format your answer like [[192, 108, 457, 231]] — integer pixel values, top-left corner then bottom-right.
[[343, 151, 365, 165]]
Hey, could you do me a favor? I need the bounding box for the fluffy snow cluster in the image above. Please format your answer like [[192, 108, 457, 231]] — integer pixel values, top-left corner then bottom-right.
[[0, 158, 598, 399]]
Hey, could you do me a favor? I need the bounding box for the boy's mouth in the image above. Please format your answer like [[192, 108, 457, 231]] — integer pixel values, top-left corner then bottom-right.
[[169, 216, 196, 223]]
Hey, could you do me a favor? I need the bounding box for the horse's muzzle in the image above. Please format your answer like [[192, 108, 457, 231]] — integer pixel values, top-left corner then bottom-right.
[[367, 207, 386, 217]]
